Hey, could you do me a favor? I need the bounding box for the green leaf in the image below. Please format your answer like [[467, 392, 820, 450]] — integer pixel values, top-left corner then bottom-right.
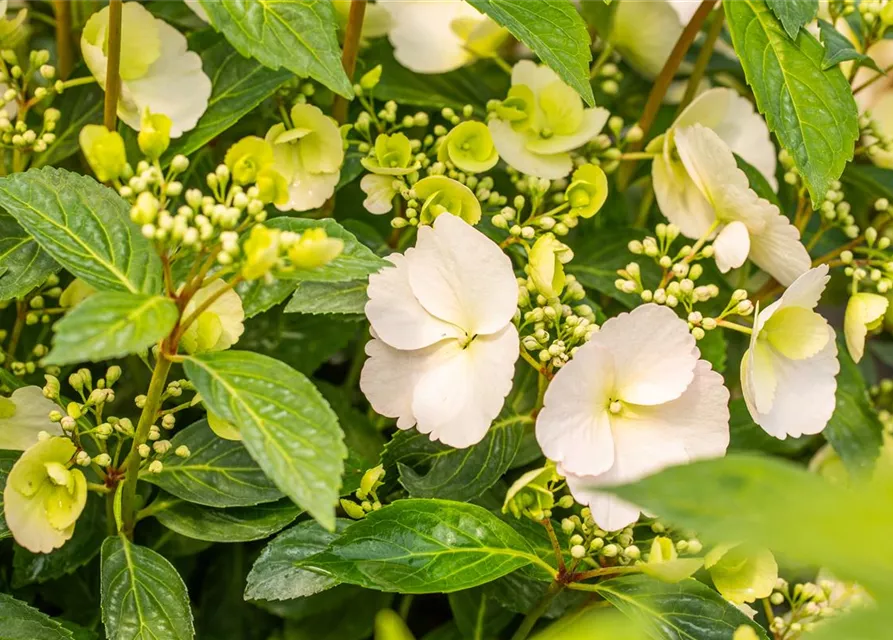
[[0, 213, 58, 300], [100, 535, 194, 640], [153, 494, 300, 542], [280, 588, 392, 640], [183, 350, 346, 530], [696, 329, 727, 374], [245, 519, 351, 601], [298, 499, 548, 593], [448, 588, 514, 640], [0, 167, 163, 294], [735, 154, 781, 207], [800, 607, 891, 640], [285, 280, 368, 315], [818, 19, 882, 72], [0, 593, 74, 639], [143, 419, 284, 507], [766, 0, 817, 39], [45, 293, 178, 366], [595, 575, 770, 640], [825, 344, 884, 477], [724, 0, 859, 204], [466, 0, 594, 106], [382, 414, 530, 501], [607, 454, 893, 595], [164, 32, 292, 162], [0, 449, 19, 540], [198, 0, 352, 98], [842, 163, 893, 200]]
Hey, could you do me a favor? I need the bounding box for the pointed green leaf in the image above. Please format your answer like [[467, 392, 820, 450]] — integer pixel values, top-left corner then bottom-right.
[[285, 280, 368, 315], [766, 0, 817, 39], [0, 593, 74, 639], [0, 168, 163, 294], [0, 213, 58, 300], [818, 19, 882, 71], [152, 494, 300, 542]]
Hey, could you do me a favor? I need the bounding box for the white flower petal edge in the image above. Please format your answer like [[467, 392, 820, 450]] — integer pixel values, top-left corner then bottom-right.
[[488, 119, 572, 180], [742, 266, 840, 439], [609, 0, 683, 79], [0, 387, 58, 451], [361, 174, 397, 214], [360, 214, 520, 448]]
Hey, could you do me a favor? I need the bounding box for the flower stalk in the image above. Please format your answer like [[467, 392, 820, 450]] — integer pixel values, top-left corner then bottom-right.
[[103, 0, 123, 130], [52, 0, 74, 80], [333, 0, 367, 125]]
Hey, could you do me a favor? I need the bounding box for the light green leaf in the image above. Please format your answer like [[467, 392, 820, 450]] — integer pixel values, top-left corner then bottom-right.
[[607, 455, 893, 596], [285, 280, 368, 315], [0, 168, 163, 294], [724, 0, 859, 204], [0, 213, 58, 301], [824, 344, 884, 477], [448, 588, 514, 640], [0, 450, 19, 540], [45, 293, 178, 366], [153, 494, 300, 542], [198, 0, 352, 98], [298, 499, 549, 593], [532, 606, 647, 640], [183, 350, 346, 530], [766, 0, 817, 39], [100, 535, 194, 640], [818, 19, 882, 71], [164, 32, 292, 162], [382, 414, 530, 501], [466, 0, 594, 106], [801, 607, 890, 640], [143, 419, 284, 508], [0, 593, 74, 639], [595, 575, 770, 640], [245, 519, 351, 601]]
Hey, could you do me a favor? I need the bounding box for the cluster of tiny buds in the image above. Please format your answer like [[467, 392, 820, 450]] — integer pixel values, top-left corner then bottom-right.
[[594, 59, 625, 97], [518, 275, 597, 368], [0, 277, 66, 375], [766, 577, 865, 637], [0, 49, 60, 153]]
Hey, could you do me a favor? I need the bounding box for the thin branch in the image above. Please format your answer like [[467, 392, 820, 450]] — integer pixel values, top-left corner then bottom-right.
[[333, 0, 367, 125], [52, 0, 74, 80], [103, 0, 123, 130]]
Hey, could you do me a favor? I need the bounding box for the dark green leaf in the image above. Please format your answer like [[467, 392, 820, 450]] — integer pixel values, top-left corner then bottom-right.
[[45, 293, 177, 366], [0, 168, 163, 294], [382, 414, 530, 501], [486, 571, 586, 619], [0, 213, 58, 300], [245, 519, 351, 601], [0, 593, 74, 639], [595, 575, 769, 640], [143, 419, 283, 507], [164, 32, 292, 162], [285, 280, 368, 315], [317, 382, 386, 466], [198, 0, 352, 98], [818, 19, 882, 71], [281, 588, 392, 640], [825, 344, 884, 477], [466, 0, 594, 106], [766, 0, 817, 39], [567, 228, 656, 308], [183, 350, 346, 529], [724, 0, 859, 204], [298, 499, 548, 593], [153, 494, 300, 542], [736, 154, 781, 207], [842, 163, 893, 200], [100, 535, 194, 640], [0, 449, 18, 539], [448, 588, 514, 640], [696, 329, 727, 374]]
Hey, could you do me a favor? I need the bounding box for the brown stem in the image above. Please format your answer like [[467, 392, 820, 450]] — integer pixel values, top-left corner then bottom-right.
[[676, 5, 725, 115], [52, 0, 74, 80], [332, 0, 367, 125], [103, 0, 123, 130], [542, 519, 566, 574]]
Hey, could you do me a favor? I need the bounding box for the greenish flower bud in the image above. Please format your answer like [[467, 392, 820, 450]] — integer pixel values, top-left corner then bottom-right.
[[79, 124, 126, 182], [137, 110, 172, 161], [360, 64, 382, 90]]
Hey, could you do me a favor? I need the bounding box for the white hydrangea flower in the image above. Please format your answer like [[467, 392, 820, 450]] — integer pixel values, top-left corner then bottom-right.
[[0, 386, 58, 451], [180, 280, 245, 354], [742, 265, 839, 439], [844, 292, 889, 364], [360, 174, 398, 214], [672, 123, 810, 285], [489, 61, 610, 179], [360, 214, 519, 448], [266, 104, 344, 212], [609, 0, 684, 78], [81, 2, 211, 137], [184, 0, 208, 23], [536, 304, 730, 531], [378, 0, 507, 74]]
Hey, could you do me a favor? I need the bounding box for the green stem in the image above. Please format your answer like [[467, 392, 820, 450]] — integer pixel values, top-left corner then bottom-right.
[[676, 5, 725, 115], [511, 580, 564, 640], [103, 0, 123, 130], [535, 372, 548, 411], [120, 353, 173, 536], [589, 43, 614, 79], [52, 0, 74, 80], [717, 319, 753, 335]]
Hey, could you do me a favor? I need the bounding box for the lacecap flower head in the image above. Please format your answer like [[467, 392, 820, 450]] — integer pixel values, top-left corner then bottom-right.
[[361, 213, 519, 448], [536, 304, 730, 531], [489, 61, 610, 179], [742, 265, 839, 439], [81, 2, 211, 136], [438, 121, 499, 174]]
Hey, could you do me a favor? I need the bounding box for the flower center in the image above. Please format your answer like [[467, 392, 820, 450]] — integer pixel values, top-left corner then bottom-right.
[[608, 399, 623, 415]]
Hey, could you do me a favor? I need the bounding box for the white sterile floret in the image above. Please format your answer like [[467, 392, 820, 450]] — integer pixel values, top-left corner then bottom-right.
[[360, 174, 398, 214], [844, 292, 889, 363], [360, 214, 519, 448], [742, 265, 840, 439], [536, 304, 730, 531], [671, 124, 810, 285], [488, 61, 610, 179], [81, 2, 211, 137], [0, 386, 59, 450], [608, 0, 684, 78]]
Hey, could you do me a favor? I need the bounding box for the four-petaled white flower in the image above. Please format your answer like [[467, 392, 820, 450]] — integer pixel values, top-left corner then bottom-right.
[[489, 61, 610, 180], [536, 304, 730, 531], [378, 0, 507, 74], [81, 2, 211, 137], [742, 265, 839, 439], [360, 214, 519, 448]]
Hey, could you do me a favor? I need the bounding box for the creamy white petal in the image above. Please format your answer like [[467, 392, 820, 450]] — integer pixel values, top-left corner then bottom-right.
[[652, 151, 716, 238], [406, 214, 518, 336], [591, 304, 698, 405], [845, 294, 889, 363], [511, 59, 561, 95], [185, 0, 209, 22], [674, 124, 751, 205], [411, 324, 519, 448], [536, 341, 616, 477], [610, 0, 683, 78], [525, 108, 610, 154], [713, 221, 751, 273], [275, 166, 340, 212], [381, 0, 478, 73], [0, 387, 58, 451], [774, 264, 830, 314], [563, 470, 643, 532], [746, 209, 811, 287], [489, 119, 573, 180], [360, 174, 397, 214]]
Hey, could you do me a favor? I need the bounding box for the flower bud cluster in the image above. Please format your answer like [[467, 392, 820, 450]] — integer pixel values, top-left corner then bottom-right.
[[0, 49, 61, 155], [340, 465, 386, 519], [0, 274, 64, 378], [765, 576, 868, 638]]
